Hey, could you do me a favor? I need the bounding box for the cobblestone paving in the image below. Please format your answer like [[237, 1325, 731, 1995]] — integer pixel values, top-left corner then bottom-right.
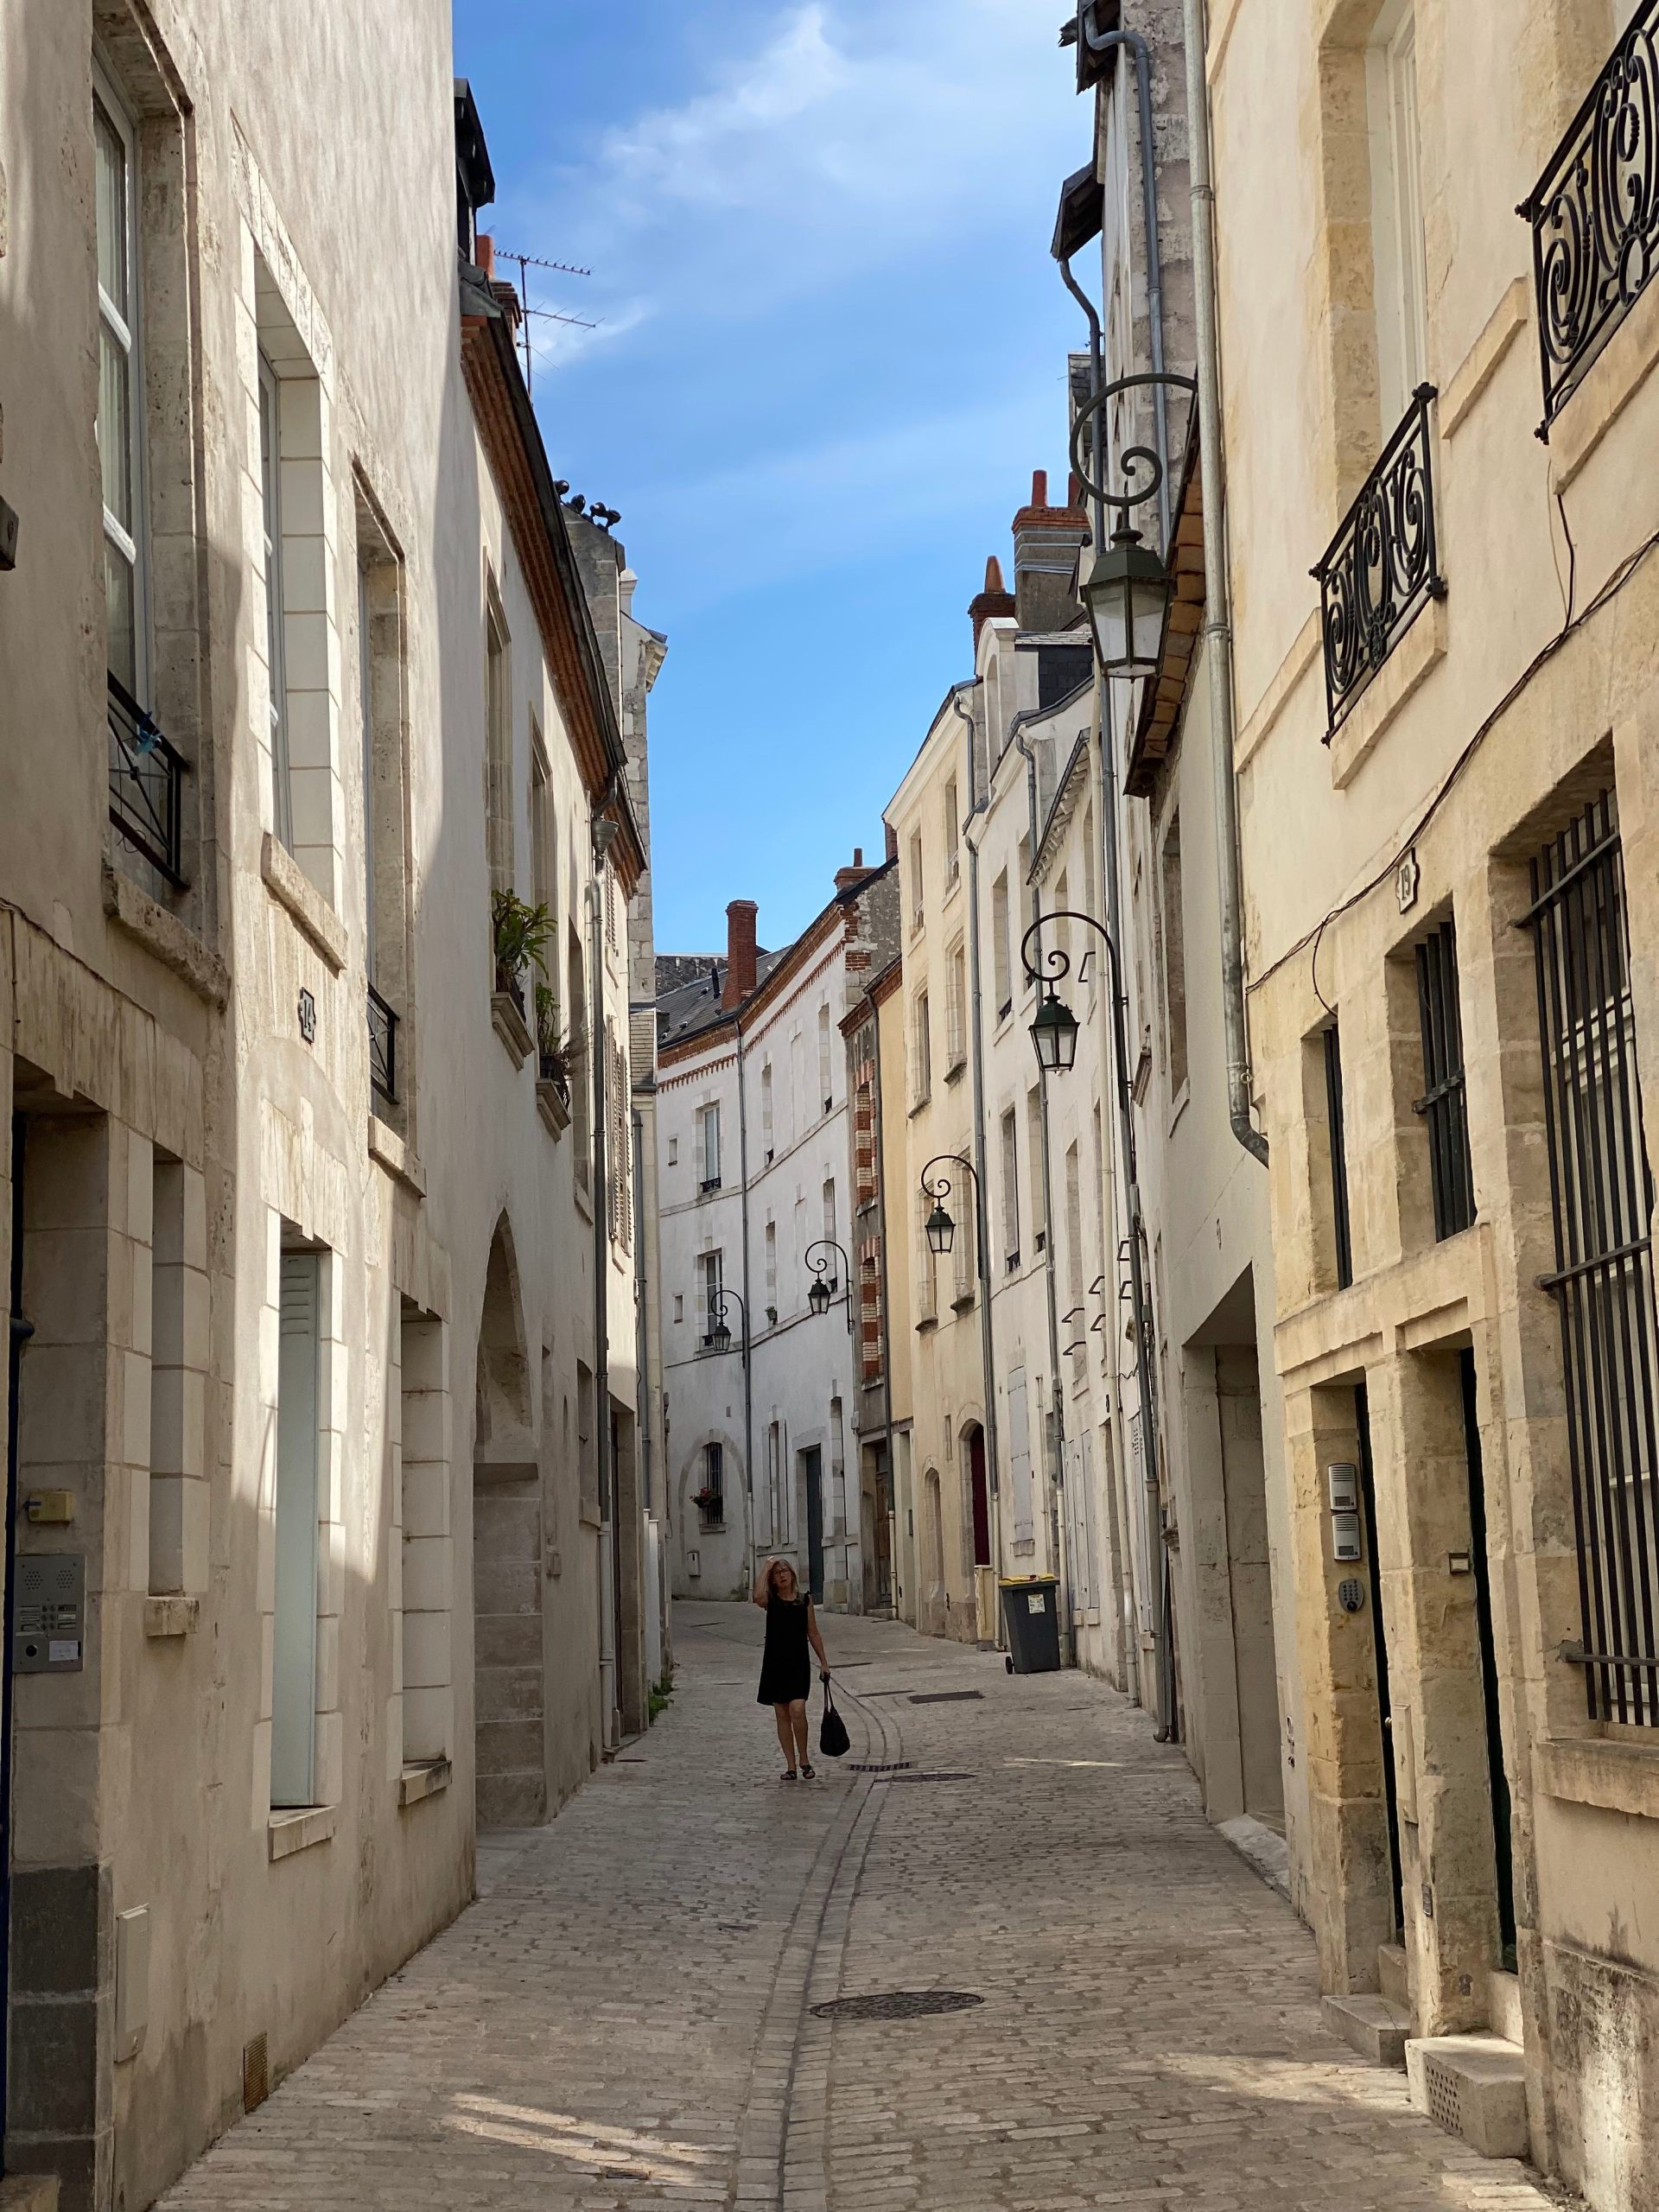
[[159, 1605, 1553, 2212]]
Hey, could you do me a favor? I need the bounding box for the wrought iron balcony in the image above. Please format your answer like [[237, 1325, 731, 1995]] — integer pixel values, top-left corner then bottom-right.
[[368, 982, 399, 1108], [1521, 0, 1659, 434], [108, 671, 188, 886], [1312, 385, 1444, 740]]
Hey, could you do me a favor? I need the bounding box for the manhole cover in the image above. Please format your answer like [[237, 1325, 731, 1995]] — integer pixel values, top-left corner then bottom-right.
[[848, 1760, 912, 1772], [886, 1771, 975, 1783], [811, 1990, 983, 2022], [908, 1690, 984, 1704]]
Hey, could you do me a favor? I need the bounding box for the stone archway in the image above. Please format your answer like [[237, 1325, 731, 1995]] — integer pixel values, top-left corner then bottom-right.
[[472, 1214, 544, 1828]]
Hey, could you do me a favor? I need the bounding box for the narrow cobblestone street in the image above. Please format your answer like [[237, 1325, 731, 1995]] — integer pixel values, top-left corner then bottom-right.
[[159, 1609, 1552, 2212]]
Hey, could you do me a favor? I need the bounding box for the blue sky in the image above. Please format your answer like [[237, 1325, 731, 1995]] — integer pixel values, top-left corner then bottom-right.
[[451, 0, 1087, 955]]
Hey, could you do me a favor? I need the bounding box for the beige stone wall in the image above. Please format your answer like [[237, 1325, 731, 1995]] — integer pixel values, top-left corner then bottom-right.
[[1210, 0, 1659, 2196]]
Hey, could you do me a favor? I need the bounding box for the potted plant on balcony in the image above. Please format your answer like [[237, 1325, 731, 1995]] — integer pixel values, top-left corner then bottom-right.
[[534, 984, 575, 1101], [491, 889, 554, 1014], [692, 1486, 722, 1520]]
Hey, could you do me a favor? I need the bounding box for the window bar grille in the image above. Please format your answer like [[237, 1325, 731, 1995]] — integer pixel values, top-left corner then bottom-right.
[[107, 671, 188, 887], [1528, 791, 1659, 1726], [1325, 1023, 1354, 1290], [367, 983, 398, 1109], [1414, 918, 1476, 1239]]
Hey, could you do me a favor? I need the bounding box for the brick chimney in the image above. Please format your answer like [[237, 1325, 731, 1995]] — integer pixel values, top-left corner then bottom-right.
[[968, 554, 1017, 648], [835, 848, 871, 895], [1011, 468, 1089, 633], [721, 899, 758, 1010]]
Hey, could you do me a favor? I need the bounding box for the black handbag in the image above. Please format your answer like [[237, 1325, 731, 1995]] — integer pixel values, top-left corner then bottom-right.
[[818, 1675, 850, 1759]]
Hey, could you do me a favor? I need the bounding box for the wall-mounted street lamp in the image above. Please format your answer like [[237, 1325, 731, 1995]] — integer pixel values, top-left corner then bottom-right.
[[1068, 370, 1196, 679], [920, 1154, 980, 1266], [707, 1286, 748, 1368], [804, 1238, 854, 1332], [1020, 913, 1126, 1085]]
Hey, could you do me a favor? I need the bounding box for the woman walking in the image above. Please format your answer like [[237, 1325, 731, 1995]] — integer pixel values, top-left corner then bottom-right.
[[753, 1557, 829, 1778]]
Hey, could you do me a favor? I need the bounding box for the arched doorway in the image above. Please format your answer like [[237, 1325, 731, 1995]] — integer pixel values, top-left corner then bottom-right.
[[964, 1422, 991, 1567], [472, 1216, 544, 1828]]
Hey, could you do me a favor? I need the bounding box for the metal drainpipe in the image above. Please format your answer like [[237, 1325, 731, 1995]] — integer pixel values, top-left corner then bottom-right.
[[734, 1009, 756, 1590], [589, 814, 620, 1751], [864, 982, 897, 1616], [1076, 3, 1170, 545], [1182, 0, 1267, 1166], [1056, 252, 1171, 1733], [949, 684, 1006, 1618], [1015, 731, 1075, 1662]]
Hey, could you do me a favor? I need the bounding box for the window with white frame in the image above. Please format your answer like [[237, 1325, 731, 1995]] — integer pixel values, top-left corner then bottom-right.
[[765, 1220, 778, 1318], [945, 943, 966, 1071], [485, 588, 512, 897], [943, 776, 959, 885], [94, 70, 146, 702], [698, 1249, 723, 1346], [698, 1102, 721, 1191], [912, 991, 931, 1104], [258, 351, 292, 849], [1027, 1086, 1046, 1253], [1001, 1108, 1020, 1270], [817, 1003, 833, 1115], [822, 1177, 837, 1249], [992, 871, 1012, 1017], [1366, 0, 1429, 429], [761, 1063, 774, 1160], [908, 831, 925, 933]]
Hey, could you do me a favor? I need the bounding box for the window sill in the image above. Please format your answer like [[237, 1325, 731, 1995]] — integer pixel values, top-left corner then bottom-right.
[[398, 1758, 452, 1808], [1538, 1735, 1659, 1823], [574, 1177, 594, 1224], [950, 1289, 977, 1314], [103, 864, 230, 1007], [1166, 1080, 1191, 1138], [261, 833, 346, 973], [268, 1805, 337, 1861], [143, 1594, 198, 1639], [536, 1080, 570, 1141], [915, 1313, 938, 1334], [491, 990, 534, 1069], [944, 1057, 967, 1085], [907, 1094, 931, 1120], [369, 1115, 425, 1196]]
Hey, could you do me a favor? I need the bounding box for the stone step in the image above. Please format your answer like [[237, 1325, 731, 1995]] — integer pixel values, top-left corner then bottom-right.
[[1406, 2033, 1528, 2158], [1322, 1990, 1413, 2068], [1489, 1967, 1523, 2045], [1377, 1941, 1409, 2010]]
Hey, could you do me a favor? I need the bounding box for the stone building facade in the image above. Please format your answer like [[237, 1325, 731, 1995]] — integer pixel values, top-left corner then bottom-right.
[[0, 13, 659, 2207], [658, 862, 896, 1611], [1191, 0, 1659, 2193]]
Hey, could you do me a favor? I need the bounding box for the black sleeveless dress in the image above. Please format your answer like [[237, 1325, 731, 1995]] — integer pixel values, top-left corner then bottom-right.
[[757, 1592, 811, 1706]]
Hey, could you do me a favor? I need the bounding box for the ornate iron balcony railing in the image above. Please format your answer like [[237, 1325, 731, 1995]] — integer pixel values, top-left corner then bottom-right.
[[1521, 0, 1659, 434], [368, 982, 399, 1108], [108, 671, 188, 886], [1312, 385, 1444, 740]]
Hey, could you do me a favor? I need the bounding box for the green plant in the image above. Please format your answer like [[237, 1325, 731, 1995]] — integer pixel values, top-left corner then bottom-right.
[[647, 1673, 673, 1723], [534, 984, 584, 1093], [492, 890, 555, 1001]]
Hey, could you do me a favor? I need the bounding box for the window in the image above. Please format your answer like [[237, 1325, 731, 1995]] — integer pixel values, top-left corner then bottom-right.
[[909, 831, 925, 933], [1366, 0, 1428, 429], [943, 776, 960, 885], [916, 1194, 939, 1324], [1160, 816, 1188, 1096], [1001, 1108, 1020, 1270], [607, 1026, 632, 1250], [667, 1136, 678, 1168], [1007, 1365, 1034, 1545], [357, 485, 410, 1122], [531, 725, 556, 928], [698, 1102, 721, 1191], [1018, 837, 1034, 973], [398, 1303, 450, 1766], [1065, 1141, 1085, 1382], [1324, 1024, 1354, 1290], [945, 944, 967, 1071], [830, 1398, 847, 1532], [273, 1248, 324, 1808], [673, 1293, 683, 1323], [761, 1064, 774, 1160], [259, 352, 292, 849], [993, 872, 1012, 1018], [817, 1003, 833, 1115], [569, 926, 590, 1188], [147, 1156, 194, 1597], [766, 1220, 778, 1317], [485, 590, 512, 896], [1027, 1087, 1046, 1253], [605, 861, 619, 955], [912, 991, 931, 1104], [699, 1250, 724, 1346], [1414, 917, 1475, 1239], [94, 73, 145, 701], [768, 1421, 791, 1545], [699, 1442, 724, 1529]]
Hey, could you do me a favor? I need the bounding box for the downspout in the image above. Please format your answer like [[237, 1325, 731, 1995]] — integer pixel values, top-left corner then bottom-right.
[[949, 684, 1005, 1611], [734, 1008, 756, 1589], [1076, 3, 1170, 545], [631, 1101, 656, 1678], [1182, 0, 1267, 1166], [864, 982, 897, 1614], [1016, 732, 1074, 1662], [590, 810, 620, 1750]]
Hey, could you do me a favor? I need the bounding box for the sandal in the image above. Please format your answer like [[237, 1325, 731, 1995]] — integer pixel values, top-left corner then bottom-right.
[[800, 1764, 817, 1780], [780, 1768, 798, 1782]]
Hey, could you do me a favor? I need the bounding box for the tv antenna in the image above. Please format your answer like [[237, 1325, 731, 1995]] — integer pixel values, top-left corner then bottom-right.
[[499, 249, 599, 392]]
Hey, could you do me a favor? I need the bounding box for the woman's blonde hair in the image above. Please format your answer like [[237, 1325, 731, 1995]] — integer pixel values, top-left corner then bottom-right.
[[766, 1557, 799, 1599]]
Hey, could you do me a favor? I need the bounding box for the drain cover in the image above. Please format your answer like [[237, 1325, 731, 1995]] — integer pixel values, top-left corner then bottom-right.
[[907, 1690, 984, 1704], [811, 1990, 983, 2022], [886, 1770, 975, 1783], [848, 1760, 912, 1772]]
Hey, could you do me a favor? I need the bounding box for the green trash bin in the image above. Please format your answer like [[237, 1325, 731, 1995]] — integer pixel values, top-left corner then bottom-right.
[[1001, 1575, 1061, 1674]]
